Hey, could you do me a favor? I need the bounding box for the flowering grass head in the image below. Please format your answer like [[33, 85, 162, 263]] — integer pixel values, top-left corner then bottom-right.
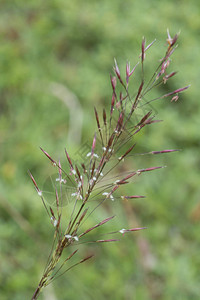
[[30, 31, 189, 299]]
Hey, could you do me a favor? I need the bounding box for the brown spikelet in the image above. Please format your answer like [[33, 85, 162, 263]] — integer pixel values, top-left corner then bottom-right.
[[28, 171, 40, 193], [103, 108, 107, 126], [144, 118, 162, 125], [163, 71, 177, 84], [132, 81, 144, 110], [137, 111, 152, 126], [163, 85, 190, 98], [115, 112, 124, 133], [137, 166, 165, 173], [108, 133, 115, 148], [50, 207, 55, 218], [55, 187, 59, 212], [136, 81, 144, 101], [110, 74, 117, 94], [91, 133, 96, 158], [78, 209, 88, 224], [96, 239, 119, 243], [80, 255, 94, 264], [141, 37, 145, 62], [110, 93, 115, 116], [81, 163, 87, 173], [79, 216, 115, 238], [65, 149, 73, 169], [170, 33, 179, 48], [118, 144, 136, 161], [94, 108, 104, 145], [151, 149, 179, 154], [122, 195, 146, 200], [145, 39, 156, 52], [90, 161, 96, 178], [58, 160, 62, 177], [75, 165, 81, 180], [114, 58, 121, 80], [117, 172, 137, 184], [40, 147, 56, 165], [122, 227, 147, 233], [67, 249, 78, 261]]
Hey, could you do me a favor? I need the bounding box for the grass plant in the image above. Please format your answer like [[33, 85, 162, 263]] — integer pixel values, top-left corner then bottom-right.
[[29, 31, 189, 299]]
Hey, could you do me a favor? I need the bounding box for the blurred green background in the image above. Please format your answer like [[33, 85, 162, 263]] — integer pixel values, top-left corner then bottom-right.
[[0, 0, 200, 299]]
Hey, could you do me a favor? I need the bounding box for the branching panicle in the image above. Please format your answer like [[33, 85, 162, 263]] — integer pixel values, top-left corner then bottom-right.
[[30, 31, 188, 300]]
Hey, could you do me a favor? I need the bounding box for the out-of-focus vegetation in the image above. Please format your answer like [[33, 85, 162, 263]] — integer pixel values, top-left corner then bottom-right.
[[0, 1, 199, 299]]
